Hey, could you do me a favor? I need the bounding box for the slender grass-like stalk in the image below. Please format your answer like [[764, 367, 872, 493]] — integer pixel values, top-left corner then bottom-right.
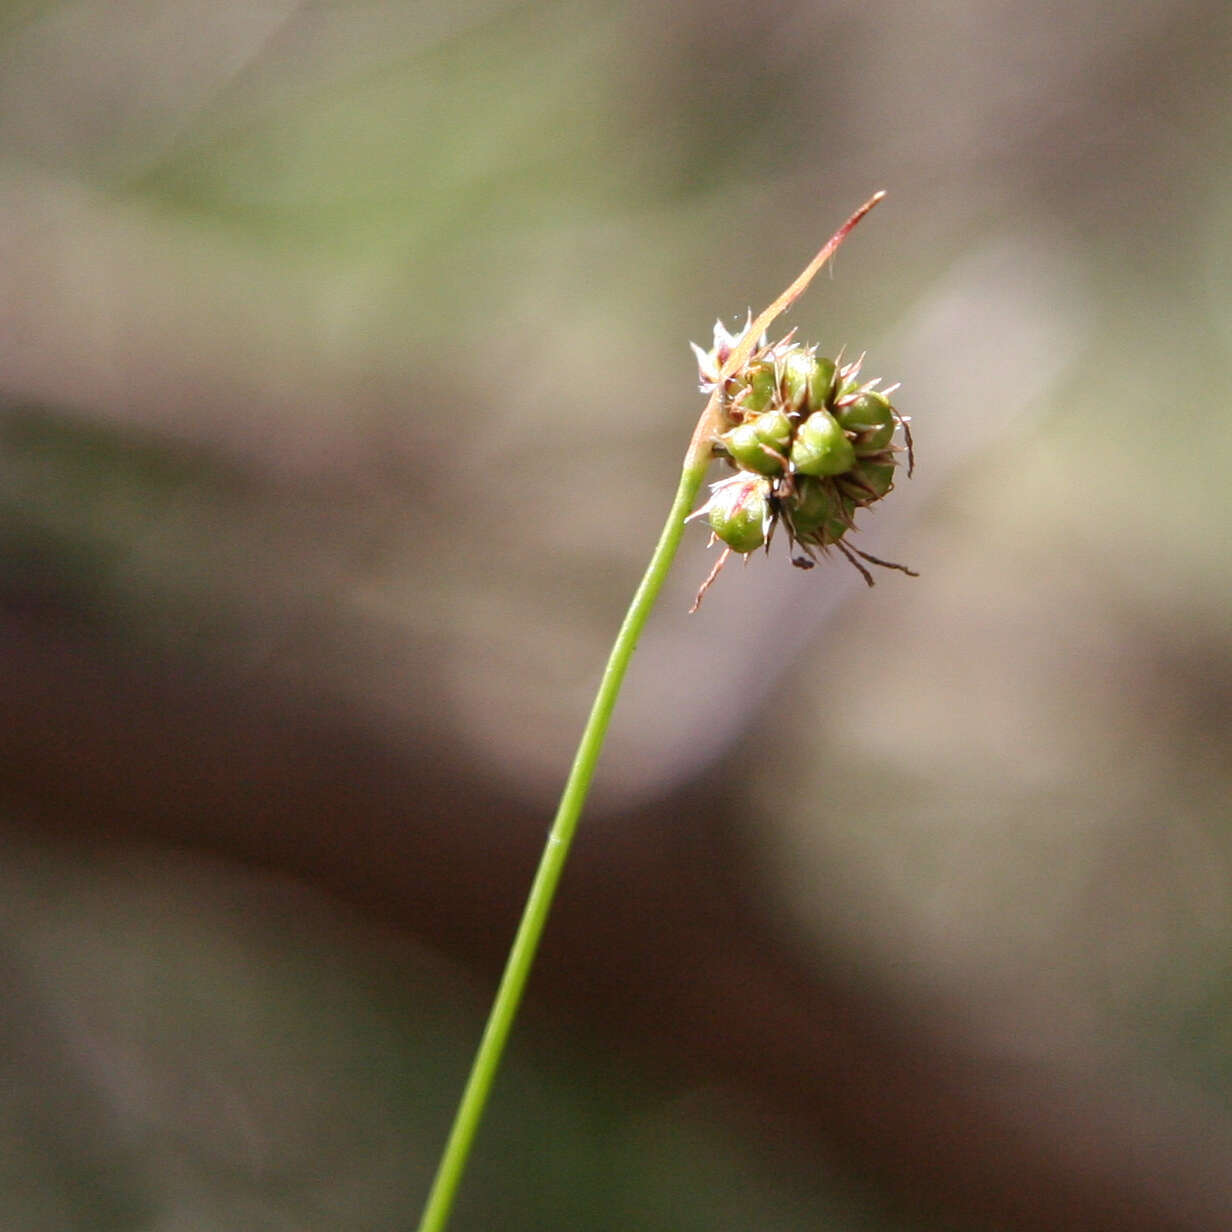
[[415, 191, 885, 1232]]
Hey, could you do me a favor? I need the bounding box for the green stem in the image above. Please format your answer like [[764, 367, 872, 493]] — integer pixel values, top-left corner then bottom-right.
[[415, 453, 711, 1232], [416, 192, 885, 1231]]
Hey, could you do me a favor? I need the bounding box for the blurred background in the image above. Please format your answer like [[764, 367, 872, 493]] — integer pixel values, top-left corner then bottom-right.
[[1, 1, 1230, 1228]]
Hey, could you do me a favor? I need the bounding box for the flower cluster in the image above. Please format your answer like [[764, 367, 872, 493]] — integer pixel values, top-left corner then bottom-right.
[[688, 319, 916, 605]]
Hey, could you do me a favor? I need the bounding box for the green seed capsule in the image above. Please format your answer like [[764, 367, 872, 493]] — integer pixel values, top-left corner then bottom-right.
[[821, 499, 854, 544], [720, 408, 793, 475], [788, 476, 836, 535], [841, 459, 895, 504], [755, 408, 793, 450], [789, 477, 852, 544], [707, 476, 769, 554], [738, 362, 777, 416], [836, 390, 895, 453], [808, 356, 837, 411], [790, 410, 857, 477], [723, 422, 773, 473], [779, 350, 814, 414]]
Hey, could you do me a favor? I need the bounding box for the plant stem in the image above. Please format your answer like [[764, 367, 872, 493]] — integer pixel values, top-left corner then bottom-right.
[[415, 191, 884, 1232], [415, 454, 710, 1232]]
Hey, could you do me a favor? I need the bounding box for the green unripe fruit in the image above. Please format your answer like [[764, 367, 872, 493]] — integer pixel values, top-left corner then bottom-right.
[[754, 408, 793, 450], [841, 459, 895, 504], [707, 476, 769, 554], [790, 477, 852, 544], [783, 352, 822, 413], [836, 390, 895, 453], [738, 362, 777, 416], [779, 351, 835, 415], [788, 476, 836, 535], [821, 510, 852, 545], [790, 410, 857, 477], [723, 423, 774, 474], [808, 355, 837, 411], [821, 498, 854, 544], [721, 408, 792, 476]]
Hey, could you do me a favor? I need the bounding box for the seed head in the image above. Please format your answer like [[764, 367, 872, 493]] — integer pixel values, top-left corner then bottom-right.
[[688, 325, 915, 608]]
